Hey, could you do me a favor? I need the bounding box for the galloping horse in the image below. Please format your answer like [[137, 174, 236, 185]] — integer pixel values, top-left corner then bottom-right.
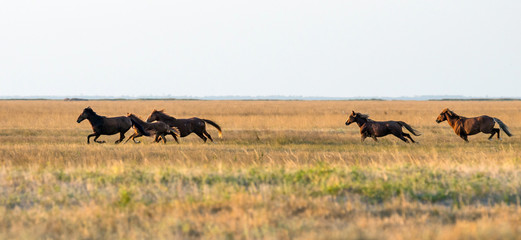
[[345, 111, 421, 143], [436, 108, 512, 142], [76, 107, 149, 144], [146, 109, 222, 143], [124, 113, 180, 144]]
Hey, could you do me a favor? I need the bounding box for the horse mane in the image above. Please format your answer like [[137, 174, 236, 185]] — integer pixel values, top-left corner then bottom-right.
[[355, 113, 373, 121], [84, 107, 96, 115], [443, 108, 461, 119], [82, 107, 103, 126], [353, 112, 375, 123], [357, 113, 370, 119], [84, 107, 102, 118], [155, 110, 169, 117], [127, 113, 147, 125], [150, 109, 177, 121]]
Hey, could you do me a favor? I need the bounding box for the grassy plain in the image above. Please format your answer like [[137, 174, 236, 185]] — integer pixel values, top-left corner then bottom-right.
[[1, 100, 521, 239]]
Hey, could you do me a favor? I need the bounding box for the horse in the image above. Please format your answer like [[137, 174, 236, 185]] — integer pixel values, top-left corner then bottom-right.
[[146, 109, 222, 143], [436, 108, 512, 142], [124, 113, 180, 144], [76, 107, 149, 144], [345, 111, 421, 143]]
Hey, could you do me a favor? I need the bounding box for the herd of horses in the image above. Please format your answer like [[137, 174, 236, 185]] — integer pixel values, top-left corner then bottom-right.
[[76, 107, 222, 144], [77, 107, 512, 144], [345, 109, 512, 143]]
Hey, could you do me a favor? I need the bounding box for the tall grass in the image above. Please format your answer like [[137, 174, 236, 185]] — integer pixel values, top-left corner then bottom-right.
[[1, 100, 521, 239]]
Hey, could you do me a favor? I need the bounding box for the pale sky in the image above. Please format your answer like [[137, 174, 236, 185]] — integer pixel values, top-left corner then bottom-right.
[[1, 1, 520, 98]]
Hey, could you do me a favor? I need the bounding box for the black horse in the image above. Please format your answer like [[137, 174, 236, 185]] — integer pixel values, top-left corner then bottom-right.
[[77, 107, 149, 144], [146, 109, 222, 143], [345, 111, 421, 143], [124, 113, 180, 144]]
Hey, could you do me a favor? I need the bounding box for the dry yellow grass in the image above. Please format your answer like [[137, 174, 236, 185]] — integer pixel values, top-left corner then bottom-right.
[[1, 100, 521, 239]]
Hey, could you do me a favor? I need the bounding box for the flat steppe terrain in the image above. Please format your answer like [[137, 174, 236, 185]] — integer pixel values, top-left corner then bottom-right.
[[1, 100, 521, 239]]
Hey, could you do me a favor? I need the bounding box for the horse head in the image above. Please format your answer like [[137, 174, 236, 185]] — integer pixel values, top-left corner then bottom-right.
[[146, 109, 164, 123], [345, 111, 369, 126], [345, 111, 356, 125], [77, 106, 93, 123], [436, 108, 455, 123]]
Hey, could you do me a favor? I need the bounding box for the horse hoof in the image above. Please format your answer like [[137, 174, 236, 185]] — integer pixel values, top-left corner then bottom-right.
[[499, 138, 503, 141]]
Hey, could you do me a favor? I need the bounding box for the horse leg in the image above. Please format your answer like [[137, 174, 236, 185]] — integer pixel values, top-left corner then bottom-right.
[[403, 133, 416, 143], [496, 128, 502, 140], [361, 134, 367, 142], [488, 129, 497, 140], [171, 133, 180, 144], [392, 132, 409, 143], [195, 132, 208, 143], [115, 132, 125, 144], [154, 133, 166, 143], [460, 134, 469, 142], [129, 131, 142, 143], [203, 130, 214, 142], [93, 135, 105, 144], [372, 136, 378, 142], [124, 134, 133, 144], [161, 134, 167, 143], [132, 133, 142, 143], [87, 133, 97, 144], [124, 132, 137, 144]]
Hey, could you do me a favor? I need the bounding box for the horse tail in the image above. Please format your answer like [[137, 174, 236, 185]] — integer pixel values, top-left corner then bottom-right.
[[397, 121, 422, 136], [130, 118, 150, 136], [493, 118, 513, 137], [203, 119, 222, 138]]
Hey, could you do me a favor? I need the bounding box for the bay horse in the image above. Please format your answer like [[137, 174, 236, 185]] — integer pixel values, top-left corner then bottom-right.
[[124, 113, 180, 144], [146, 109, 222, 143], [76, 107, 149, 144], [436, 108, 512, 142], [345, 111, 421, 143]]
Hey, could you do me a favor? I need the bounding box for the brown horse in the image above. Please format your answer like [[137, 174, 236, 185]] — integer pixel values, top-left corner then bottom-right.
[[77, 107, 149, 144], [146, 109, 222, 143], [124, 113, 180, 144], [436, 108, 512, 142], [345, 111, 421, 143]]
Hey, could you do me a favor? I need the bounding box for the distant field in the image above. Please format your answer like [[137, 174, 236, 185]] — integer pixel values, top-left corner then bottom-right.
[[1, 100, 521, 239]]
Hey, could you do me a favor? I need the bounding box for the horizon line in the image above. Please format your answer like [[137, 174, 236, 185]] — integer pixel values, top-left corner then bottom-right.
[[1, 95, 521, 101]]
